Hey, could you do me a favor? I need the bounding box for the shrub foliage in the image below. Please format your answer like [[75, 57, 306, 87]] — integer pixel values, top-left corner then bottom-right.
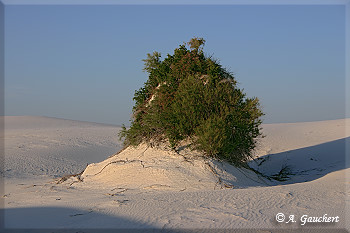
[[119, 38, 264, 165]]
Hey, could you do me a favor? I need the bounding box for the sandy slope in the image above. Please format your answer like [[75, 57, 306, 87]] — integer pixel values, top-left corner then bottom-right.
[[2, 116, 349, 231], [78, 143, 272, 192]]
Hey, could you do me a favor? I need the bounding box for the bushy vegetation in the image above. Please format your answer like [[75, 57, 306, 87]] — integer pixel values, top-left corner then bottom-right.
[[119, 38, 263, 165]]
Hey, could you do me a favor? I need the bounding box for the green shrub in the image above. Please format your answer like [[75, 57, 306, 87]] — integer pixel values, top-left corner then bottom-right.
[[119, 37, 264, 165]]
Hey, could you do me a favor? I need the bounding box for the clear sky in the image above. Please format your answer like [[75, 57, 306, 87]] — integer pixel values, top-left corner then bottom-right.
[[5, 4, 346, 126]]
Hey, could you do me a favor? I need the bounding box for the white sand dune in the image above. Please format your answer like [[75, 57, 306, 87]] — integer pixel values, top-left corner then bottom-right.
[[78, 143, 270, 191], [2, 116, 349, 231]]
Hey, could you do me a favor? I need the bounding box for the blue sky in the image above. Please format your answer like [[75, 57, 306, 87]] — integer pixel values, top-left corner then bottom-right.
[[5, 4, 346, 125]]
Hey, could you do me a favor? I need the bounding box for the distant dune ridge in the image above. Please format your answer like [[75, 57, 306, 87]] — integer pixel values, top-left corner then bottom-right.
[[3, 116, 350, 229], [3, 116, 123, 178]]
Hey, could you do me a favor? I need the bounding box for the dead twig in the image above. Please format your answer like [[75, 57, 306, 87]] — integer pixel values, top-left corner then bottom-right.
[[174, 150, 195, 165], [55, 166, 86, 184], [137, 145, 149, 158], [205, 161, 234, 189], [91, 158, 146, 176], [106, 188, 128, 196]]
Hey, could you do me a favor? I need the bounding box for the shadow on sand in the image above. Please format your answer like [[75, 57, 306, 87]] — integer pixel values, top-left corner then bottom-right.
[[2, 208, 349, 233], [1, 207, 348, 233], [249, 137, 349, 185], [2, 206, 154, 232]]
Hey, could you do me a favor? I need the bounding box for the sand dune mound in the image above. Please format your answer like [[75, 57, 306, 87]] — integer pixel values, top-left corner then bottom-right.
[[76, 143, 269, 191], [68, 118, 350, 192]]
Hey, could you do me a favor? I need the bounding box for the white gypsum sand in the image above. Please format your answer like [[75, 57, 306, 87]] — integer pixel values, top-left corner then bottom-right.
[[3, 116, 123, 179], [2, 116, 349, 230]]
